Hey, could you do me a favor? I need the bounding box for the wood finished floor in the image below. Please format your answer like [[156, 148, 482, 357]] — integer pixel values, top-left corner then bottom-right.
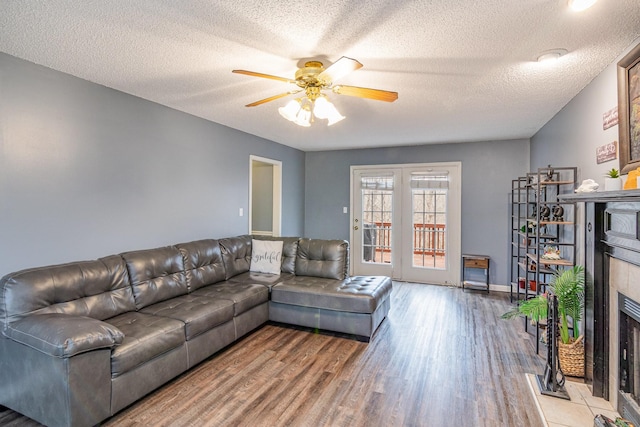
[[0, 282, 545, 427]]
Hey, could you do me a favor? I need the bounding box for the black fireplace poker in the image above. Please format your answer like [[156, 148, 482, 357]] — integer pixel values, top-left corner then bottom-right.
[[536, 295, 570, 400]]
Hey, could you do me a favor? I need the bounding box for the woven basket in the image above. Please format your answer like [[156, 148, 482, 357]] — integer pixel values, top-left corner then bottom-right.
[[558, 338, 584, 377]]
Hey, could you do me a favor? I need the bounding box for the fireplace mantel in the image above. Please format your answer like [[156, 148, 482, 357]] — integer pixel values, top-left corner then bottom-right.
[[559, 189, 640, 420], [559, 189, 640, 203], [560, 190, 640, 268]]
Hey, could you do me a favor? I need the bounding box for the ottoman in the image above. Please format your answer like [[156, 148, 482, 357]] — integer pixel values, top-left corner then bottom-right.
[[269, 275, 393, 341]]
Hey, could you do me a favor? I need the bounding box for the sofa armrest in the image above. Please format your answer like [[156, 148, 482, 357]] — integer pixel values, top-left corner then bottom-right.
[[3, 313, 124, 357]]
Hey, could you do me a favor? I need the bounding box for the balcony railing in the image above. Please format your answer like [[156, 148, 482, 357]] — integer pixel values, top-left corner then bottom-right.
[[363, 222, 445, 262]]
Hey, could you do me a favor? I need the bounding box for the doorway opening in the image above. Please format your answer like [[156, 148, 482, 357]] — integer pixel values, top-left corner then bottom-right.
[[249, 155, 282, 237]]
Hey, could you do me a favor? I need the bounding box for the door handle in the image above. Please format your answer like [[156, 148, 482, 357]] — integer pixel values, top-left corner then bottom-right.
[[354, 226, 359, 230]]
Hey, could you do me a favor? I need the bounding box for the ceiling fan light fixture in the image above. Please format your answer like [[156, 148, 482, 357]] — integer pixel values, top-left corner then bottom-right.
[[326, 112, 346, 126], [293, 103, 312, 127], [568, 0, 597, 11], [313, 96, 345, 125], [235, 56, 396, 127], [312, 96, 331, 119], [278, 99, 301, 122]]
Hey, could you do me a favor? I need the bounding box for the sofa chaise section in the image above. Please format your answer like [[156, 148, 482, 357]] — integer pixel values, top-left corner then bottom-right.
[[270, 238, 392, 341]]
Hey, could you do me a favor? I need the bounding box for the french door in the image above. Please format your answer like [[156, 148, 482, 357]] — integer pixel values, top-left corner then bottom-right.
[[350, 163, 461, 285]]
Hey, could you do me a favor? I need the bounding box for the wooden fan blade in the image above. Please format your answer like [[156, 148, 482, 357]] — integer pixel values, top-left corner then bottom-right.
[[232, 69, 295, 84], [317, 57, 363, 84], [332, 85, 398, 102], [245, 91, 300, 107]]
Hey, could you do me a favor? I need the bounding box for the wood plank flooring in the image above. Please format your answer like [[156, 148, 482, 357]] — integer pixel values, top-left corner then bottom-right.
[[0, 282, 545, 427]]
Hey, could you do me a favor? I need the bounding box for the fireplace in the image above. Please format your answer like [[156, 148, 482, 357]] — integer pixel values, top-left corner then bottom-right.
[[619, 292, 640, 424], [558, 190, 640, 416]]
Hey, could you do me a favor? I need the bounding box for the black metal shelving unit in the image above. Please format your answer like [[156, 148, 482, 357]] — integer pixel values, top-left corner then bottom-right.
[[510, 166, 577, 353]]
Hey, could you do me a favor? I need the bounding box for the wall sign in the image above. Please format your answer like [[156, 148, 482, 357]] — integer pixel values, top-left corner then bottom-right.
[[603, 106, 618, 130], [596, 140, 618, 164]]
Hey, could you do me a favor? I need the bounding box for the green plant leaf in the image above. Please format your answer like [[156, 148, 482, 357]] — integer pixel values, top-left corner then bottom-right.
[[549, 265, 585, 343], [606, 168, 620, 178], [502, 265, 585, 345], [501, 294, 548, 322]]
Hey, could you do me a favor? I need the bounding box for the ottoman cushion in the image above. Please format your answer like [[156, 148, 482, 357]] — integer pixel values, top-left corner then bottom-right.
[[271, 275, 392, 314]]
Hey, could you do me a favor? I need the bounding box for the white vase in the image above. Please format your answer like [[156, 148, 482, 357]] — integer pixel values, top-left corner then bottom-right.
[[604, 177, 622, 191]]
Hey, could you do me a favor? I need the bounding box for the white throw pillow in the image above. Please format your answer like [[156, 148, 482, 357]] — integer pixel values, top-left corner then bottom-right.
[[250, 239, 283, 275]]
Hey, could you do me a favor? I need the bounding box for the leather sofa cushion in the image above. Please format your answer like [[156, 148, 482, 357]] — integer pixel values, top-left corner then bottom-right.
[[295, 239, 349, 280], [0, 255, 135, 327], [140, 295, 234, 340], [192, 282, 269, 316], [5, 313, 124, 357], [271, 275, 392, 314], [229, 271, 294, 291], [107, 312, 185, 377], [121, 246, 188, 310], [219, 235, 252, 280], [175, 239, 226, 292], [251, 236, 300, 274]]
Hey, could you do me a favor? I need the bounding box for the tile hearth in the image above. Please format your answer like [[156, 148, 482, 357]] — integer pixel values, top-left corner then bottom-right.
[[526, 374, 620, 427]]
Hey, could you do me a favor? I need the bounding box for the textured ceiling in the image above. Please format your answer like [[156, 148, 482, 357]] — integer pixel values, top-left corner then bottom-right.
[[1, 1, 640, 151]]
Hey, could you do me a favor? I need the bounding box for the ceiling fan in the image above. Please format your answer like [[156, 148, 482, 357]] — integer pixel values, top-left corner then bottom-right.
[[232, 57, 398, 127]]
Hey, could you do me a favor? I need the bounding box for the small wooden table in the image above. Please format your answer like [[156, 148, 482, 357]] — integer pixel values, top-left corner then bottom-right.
[[461, 254, 490, 292]]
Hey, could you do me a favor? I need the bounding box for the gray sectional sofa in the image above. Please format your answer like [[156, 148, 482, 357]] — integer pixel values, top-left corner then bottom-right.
[[0, 235, 392, 427]]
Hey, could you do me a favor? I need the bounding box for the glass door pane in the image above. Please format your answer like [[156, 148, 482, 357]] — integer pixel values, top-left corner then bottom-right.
[[361, 176, 394, 264], [412, 188, 447, 269], [352, 169, 400, 278]]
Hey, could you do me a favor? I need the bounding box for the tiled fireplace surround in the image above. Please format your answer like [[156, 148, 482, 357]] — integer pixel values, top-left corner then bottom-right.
[[609, 257, 640, 414]]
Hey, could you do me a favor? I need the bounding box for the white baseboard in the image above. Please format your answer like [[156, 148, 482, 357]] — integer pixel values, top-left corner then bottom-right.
[[489, 283, 510, 293], [459, 282, 510, 293]]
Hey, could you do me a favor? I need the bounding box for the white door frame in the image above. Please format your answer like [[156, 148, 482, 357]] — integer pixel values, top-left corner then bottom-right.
[[350, 162, 461, 285], [350, 167, 402, 279], [399, 162, 461, 285], [249, 155, 282, 236]]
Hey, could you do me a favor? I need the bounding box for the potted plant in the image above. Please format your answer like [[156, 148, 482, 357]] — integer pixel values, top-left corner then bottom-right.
[[604, 168, 622, 191], [503, 265, 585, 376]]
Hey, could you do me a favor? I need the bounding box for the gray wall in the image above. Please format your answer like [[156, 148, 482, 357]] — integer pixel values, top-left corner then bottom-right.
[[304, 139, 530, 285], [531, 37, 640, 181], [0, 53, 305, 273], [530, 37, 640, 268]]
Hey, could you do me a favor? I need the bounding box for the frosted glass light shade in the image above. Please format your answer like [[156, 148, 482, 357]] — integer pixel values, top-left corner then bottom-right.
[[326, 109, 345, 126], [313, 97, 332, 119], [294, 105, 311, 127], [313, 96, 345, 126], [278, 99, 301, 122]]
